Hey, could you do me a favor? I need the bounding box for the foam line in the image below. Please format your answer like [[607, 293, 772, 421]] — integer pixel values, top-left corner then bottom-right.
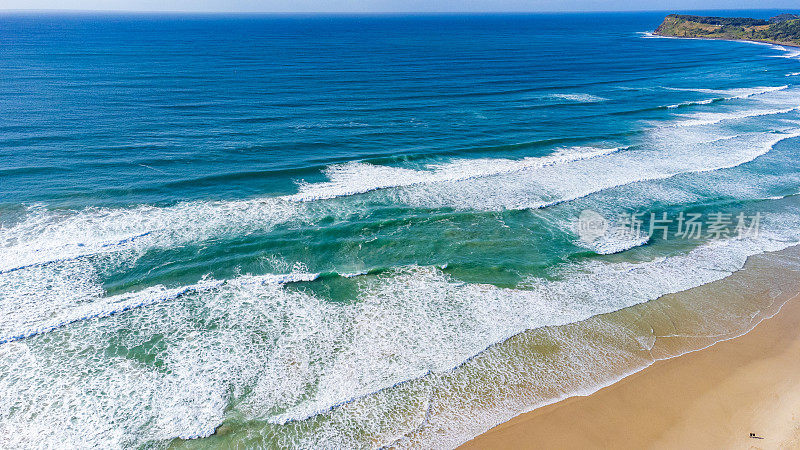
[[287, 146, 625, 203], [0, 281, 220, 345], [0, 231, 154, 275], [0, 198, 301, 274], [673, 107, 797, 127], [664, 85, 788, 98], [666, 97, 720, 108], [664, 85, 788, 109], [547, 93, 607, 103], [526, 131, 800, 210], [0, 272, 323, 345], [583, 233, 651, 255]]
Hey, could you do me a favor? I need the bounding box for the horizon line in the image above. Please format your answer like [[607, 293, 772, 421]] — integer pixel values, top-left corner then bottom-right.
[[0, 8, 796, 15]]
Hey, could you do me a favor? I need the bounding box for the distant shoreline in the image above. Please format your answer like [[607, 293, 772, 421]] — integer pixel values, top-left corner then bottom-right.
[[652, 13, 800, 49], [651, 30, 800, 50]]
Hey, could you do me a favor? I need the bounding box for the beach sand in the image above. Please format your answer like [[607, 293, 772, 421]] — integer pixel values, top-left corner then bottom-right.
[[460, 286, 800, 449]]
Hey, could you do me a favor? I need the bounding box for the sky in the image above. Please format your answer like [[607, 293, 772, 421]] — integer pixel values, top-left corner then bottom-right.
[[0, 0, 798, 13]]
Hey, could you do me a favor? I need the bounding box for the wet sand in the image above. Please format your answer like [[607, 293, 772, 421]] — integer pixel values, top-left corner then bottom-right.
[[461, 288, 800, 449]]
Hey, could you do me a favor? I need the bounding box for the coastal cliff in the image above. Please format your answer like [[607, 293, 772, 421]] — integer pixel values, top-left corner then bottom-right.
[[654, 13, 800, 46]]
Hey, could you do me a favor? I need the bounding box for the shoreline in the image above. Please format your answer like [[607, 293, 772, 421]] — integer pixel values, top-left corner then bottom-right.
[[460, 262, 800, 449], [184, 242, 800, 449], [650, 30, 800, 49]]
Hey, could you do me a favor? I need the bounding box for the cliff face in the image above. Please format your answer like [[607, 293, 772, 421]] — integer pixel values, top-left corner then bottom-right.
[[654, 14, 800, 46]]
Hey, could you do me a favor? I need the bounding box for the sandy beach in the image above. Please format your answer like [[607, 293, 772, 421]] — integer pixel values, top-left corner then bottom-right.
[[461, 284, 800, 449]]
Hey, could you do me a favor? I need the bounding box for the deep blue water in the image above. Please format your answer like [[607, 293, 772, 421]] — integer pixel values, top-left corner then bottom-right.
[[1, 11, 795, 208], [1, 11, 800, 448]]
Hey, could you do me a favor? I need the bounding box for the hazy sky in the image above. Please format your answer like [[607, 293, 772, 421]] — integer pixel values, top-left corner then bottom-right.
[[1, 0, 798, 13]]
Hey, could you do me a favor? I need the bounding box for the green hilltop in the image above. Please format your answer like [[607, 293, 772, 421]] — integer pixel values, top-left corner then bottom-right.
[[654, 13, 800, 46]]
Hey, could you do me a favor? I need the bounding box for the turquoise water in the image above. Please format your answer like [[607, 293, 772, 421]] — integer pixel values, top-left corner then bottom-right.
[[2, 11, 800, 448]]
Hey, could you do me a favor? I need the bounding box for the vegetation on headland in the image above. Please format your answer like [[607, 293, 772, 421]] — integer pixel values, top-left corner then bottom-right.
[[654, 13, 800, 46]]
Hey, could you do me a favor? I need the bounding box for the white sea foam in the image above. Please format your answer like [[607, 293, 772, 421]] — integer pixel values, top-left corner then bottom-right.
[[638, 32, 800, 58], [3, 223, 800, 448], [295, 86, 799, 211], [547, 93, 608, 103], [673, 107, 797, 127], [0, 268, 325, 345], [0, 198, 303, 274], [341, 270, 369, 278], [765, 191, 800, 201], [582, 230, 650, 255], [769, 45, 800, 59], [389, 131, 800, 211], [288, 145, 622, 203], [666, 97, 718, 108], [638, 31, 671, 39], [650, 84, 786, 108], [664, 84, 788, 100]]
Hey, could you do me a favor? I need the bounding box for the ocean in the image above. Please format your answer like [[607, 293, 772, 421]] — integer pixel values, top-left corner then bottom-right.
[[2, 10, 800, 448]]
